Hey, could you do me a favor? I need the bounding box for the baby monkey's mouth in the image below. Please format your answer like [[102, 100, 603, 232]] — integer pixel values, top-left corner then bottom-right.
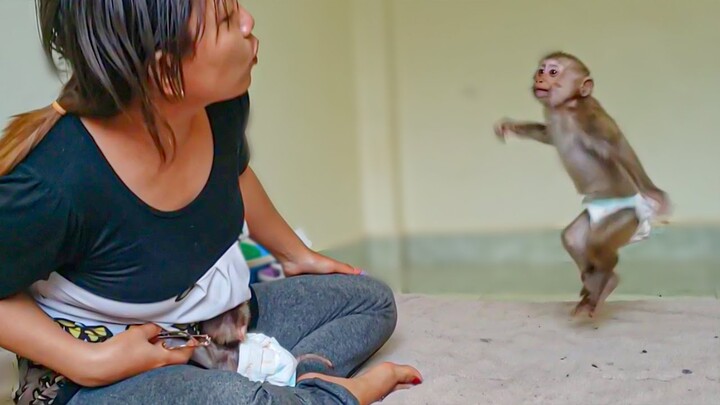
[[534, 87, 550, 98]]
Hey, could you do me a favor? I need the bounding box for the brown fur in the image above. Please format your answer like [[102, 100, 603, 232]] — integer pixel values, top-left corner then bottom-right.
[[540, 51, 591, 76]]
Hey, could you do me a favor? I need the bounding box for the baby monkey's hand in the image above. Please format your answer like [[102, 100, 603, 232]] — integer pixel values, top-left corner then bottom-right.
[[493, 118, 517, 143], [644, 188, 672, 219]]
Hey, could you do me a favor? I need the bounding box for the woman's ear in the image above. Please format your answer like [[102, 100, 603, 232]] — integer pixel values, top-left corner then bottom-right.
[[150, 50, 184, 100]]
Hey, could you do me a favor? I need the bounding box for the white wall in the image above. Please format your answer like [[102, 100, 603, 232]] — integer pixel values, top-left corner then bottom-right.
[[0, 1, 63, 123], [351, 0, 402, 238], [243, 0, 364, 248], [388, 0, 720, 234]]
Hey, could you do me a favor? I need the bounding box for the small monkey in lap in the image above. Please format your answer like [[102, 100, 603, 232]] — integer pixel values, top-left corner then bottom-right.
[[494, 51, 671, 317], [195, 302, 333, 377]]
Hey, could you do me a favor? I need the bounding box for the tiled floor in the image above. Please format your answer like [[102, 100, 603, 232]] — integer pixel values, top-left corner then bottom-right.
[[384, 260, 718, 300], [325, 225, 720, 300]]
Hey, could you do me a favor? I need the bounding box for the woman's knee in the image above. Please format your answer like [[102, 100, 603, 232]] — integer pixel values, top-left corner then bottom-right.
[[352, 275, 398, 332]]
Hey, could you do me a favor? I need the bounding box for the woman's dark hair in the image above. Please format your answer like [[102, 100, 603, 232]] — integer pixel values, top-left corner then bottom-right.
[[0, 0, 232, 175]]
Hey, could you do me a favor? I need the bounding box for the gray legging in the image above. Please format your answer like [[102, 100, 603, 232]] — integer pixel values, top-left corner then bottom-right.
[[67, 274, 397, 404]]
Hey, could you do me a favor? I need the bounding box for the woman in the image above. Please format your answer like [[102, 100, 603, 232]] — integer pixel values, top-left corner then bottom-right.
[[0, 1, 421, 404]]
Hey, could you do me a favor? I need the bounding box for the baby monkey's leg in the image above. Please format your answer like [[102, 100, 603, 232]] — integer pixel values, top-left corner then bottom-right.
[[576, 257, 619, 317], [579, 208, 639, 317], [561, 212, 592, 298]]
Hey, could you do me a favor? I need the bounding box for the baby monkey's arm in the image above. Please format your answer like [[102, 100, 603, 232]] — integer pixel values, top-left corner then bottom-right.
[[494, 119, 551, 144], [579, 116, 668, 211]]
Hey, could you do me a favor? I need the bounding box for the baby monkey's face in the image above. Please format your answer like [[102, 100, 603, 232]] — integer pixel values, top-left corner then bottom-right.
[[532, 58, 588, 107]]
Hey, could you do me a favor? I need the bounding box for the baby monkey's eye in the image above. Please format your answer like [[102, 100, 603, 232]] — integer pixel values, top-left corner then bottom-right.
[[549, 69, 559, 76], [537, 68, 544, 75]]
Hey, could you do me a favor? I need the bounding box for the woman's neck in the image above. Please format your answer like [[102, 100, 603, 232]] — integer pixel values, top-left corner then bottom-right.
[[96, 97, 206, 150]]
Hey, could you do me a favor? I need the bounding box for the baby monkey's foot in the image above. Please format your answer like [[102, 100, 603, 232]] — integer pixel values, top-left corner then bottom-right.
[[571, 294, 595, 317], [572, 273, 619, 318]]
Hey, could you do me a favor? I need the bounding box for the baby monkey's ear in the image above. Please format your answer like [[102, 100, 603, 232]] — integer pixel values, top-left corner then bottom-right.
[[579, 77, 594, 97]]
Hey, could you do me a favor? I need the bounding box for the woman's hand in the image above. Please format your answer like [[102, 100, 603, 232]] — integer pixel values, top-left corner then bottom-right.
[[280, 249, 363, 277], [77, 323, 196, 387]]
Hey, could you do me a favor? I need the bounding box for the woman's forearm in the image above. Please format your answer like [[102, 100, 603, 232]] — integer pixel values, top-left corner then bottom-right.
[[0, 292, 196, 387], [0, 292, 96, 385], [238, 167, 309, 263]]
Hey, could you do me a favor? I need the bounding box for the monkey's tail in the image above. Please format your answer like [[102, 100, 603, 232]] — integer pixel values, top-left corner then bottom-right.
[[296, 354, 334, 369]]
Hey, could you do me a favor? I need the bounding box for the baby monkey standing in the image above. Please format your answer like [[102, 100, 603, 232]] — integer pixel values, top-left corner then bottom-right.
[[494, 51, 671, 317]]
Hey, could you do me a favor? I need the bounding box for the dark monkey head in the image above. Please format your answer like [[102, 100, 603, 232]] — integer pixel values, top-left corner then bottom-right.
[[532, 51, 593, 108]]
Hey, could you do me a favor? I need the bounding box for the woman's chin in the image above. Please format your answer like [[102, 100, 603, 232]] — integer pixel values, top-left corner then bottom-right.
[[239, 75, 252, 93], [220, 77, 252, 100]]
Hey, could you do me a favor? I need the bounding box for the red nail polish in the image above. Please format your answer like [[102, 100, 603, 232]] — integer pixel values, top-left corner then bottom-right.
[[412, 377, 422, 385]]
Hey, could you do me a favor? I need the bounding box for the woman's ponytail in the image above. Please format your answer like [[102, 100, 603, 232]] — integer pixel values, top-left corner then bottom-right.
[[0, 101, 66, 176]]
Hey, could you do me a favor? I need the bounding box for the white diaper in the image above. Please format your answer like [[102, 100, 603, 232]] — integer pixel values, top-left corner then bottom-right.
[[582, 194, 656, 244], [236, 333, 299, 387]]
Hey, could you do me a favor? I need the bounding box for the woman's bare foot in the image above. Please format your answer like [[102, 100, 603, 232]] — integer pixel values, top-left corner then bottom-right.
[[297, 362, 422, 405]]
